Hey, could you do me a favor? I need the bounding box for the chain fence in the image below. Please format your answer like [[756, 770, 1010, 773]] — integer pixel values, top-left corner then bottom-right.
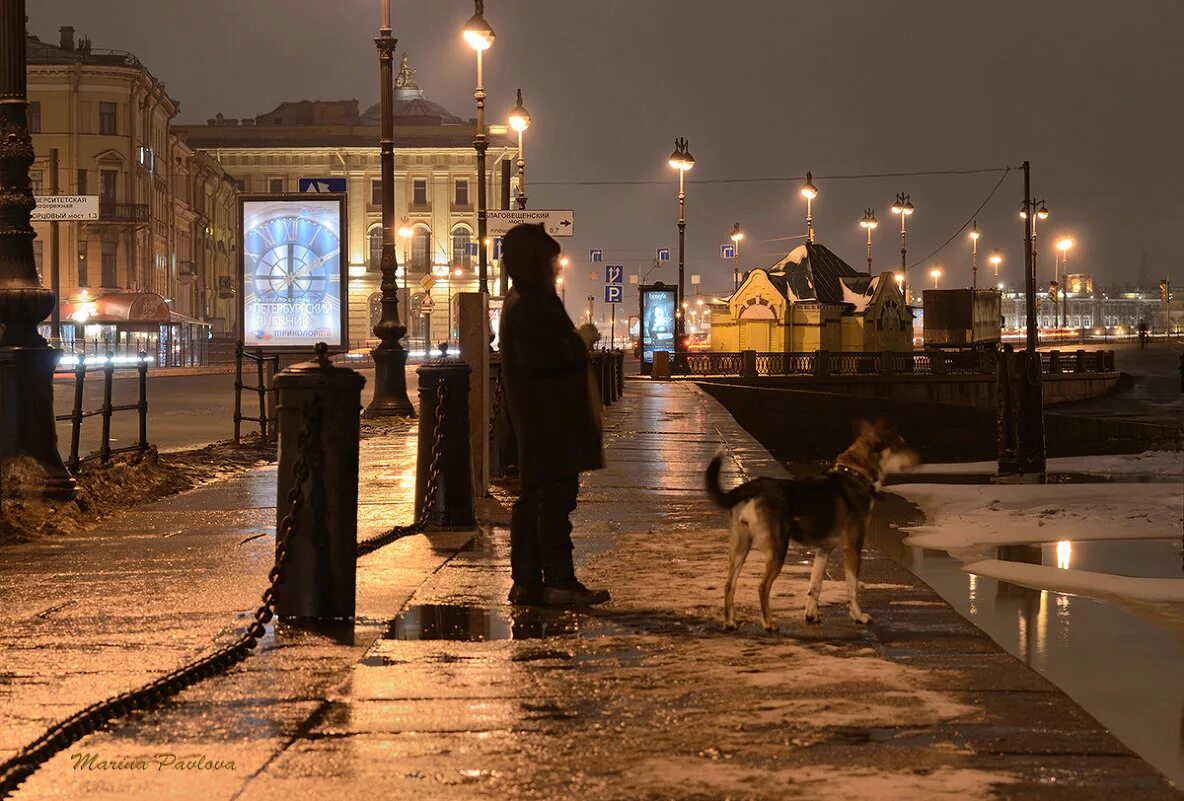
[[0, 401, 321, 798]]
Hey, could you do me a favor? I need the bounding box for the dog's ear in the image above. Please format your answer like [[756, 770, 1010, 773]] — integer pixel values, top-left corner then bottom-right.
[[856, 419, 875, 438]]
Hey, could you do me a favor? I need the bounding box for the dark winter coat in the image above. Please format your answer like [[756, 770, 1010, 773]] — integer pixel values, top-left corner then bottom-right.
[[499, 284, 603, 485]]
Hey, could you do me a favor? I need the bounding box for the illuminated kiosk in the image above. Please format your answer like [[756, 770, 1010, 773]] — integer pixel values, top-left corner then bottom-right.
[[638, 281, 676, 375], [710, 242, 911, 353]]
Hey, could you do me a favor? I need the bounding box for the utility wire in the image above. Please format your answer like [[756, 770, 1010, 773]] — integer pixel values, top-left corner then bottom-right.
[[906, 167, 1013, 271], [532, 166, 1015, 187]]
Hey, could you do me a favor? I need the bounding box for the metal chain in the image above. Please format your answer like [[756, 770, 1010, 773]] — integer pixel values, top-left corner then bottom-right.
[[0, 402, 322, 798], [488, 363, 504, 441], [356, 378, 448, 556]]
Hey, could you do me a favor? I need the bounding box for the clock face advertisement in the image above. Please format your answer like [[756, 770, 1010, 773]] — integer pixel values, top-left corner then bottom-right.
[[240, 196, 347, 349]]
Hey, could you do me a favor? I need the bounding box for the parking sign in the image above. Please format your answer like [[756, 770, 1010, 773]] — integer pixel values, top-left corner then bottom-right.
[[604, 285, 623, 304]]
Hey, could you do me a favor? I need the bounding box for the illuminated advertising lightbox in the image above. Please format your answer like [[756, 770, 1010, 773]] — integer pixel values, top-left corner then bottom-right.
[[639, 284, 676, 371], [239, 195, 347, 349]]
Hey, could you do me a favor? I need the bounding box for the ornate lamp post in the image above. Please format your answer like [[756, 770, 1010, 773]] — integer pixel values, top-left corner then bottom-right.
[[1056, 237, 1072, 328], [1019, 199, 1049, 333], [859, 209, 878, 272], [969, 220, 980, 289], [990, 249, 1003, 289], [464, 1, 494, 295], [508, 88, 530, 210], [800, 171, 818, 243], [891, 193, 914, 303], [729, 223, 743, 290], [668, 138, 694, 351], [364, 0, 414, 418], [0, 0, 73, 500]]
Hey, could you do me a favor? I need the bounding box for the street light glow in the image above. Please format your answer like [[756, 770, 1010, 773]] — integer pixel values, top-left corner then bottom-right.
[[668, 141, 695, 171], [729, 222, 744, 242], [860, 209, 878, 229], [397, 225, 413, 239], [462, 3, 495, 50], [1057, 238, 1073, 252], [508, 88, 531, 132], [969, 221, 980, 240], [800, 173, 818, 199]]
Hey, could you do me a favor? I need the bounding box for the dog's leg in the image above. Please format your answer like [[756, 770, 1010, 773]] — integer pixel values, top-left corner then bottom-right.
[[804, 548, 830, 624], [757, 550, 787, 633], [844, 523, 871, 624], [723, 508, 751, 631]]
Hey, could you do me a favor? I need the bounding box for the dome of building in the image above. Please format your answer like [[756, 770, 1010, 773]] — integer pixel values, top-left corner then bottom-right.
[[361, 53, 465, 125]]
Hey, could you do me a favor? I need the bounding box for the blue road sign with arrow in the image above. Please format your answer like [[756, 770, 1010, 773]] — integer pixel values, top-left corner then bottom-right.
[[657, 248, 670, 261]]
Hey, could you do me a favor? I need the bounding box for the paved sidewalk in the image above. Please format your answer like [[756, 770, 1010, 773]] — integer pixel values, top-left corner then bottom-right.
[[5, 380, 1180, 799]]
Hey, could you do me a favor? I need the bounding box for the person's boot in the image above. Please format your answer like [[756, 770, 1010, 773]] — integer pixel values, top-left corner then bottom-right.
[[542, 580, 610, 606], [508, 582, 545, 606]]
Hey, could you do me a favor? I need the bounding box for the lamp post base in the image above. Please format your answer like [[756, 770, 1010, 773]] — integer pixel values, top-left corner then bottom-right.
[[0, 345, 74, 500], [364, 344, 416, 418]]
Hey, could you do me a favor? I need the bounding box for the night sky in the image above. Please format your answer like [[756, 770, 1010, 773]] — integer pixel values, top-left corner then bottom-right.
[[30, 0, 1184, 307]]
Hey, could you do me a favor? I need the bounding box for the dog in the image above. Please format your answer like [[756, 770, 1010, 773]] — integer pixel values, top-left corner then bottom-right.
[[705, 420, 917, 632]]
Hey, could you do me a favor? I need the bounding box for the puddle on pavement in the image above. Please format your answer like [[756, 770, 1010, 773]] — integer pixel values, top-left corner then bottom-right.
[[979, 538, 1184, 580], [385, 603, 624, 642]]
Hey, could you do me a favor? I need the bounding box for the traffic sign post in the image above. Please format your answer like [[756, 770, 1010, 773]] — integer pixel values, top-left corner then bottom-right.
[[604, 265, 624, 349], [721, 244, 736, 260], [486, 209, 574, 237], [657, 248, 670, 262]]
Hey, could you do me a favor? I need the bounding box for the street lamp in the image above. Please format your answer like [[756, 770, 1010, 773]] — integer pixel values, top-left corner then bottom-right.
[[464, 0, 494, 294], [508, 88, 530, 210], [801, 171, 818, 243], [1056, 237, 1072, 328], [891, 193, 915, 302], [729, 222, 744, 290], [668, 137, 694, 351], [364, 0, 415, 418], [969, 220, 980, 289], [859, 209, 878, 272], [990, 249, 1003, 289], [558, 255, 568, 308], [930, 267, 943, 289]]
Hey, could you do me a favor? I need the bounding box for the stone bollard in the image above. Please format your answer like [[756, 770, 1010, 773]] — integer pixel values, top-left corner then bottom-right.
[[652, 350, 672, 379], [274, 344, 365, 621], [814, 350, 831, 377], [741, 349, 758, 378], [415, 358, 475, 528], [1049, 350, 1061, 374], [616, 350, 625, 397]]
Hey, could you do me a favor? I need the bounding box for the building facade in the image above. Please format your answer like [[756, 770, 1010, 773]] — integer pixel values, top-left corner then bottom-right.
[[710, 243, 912, 353], [177, 55, 516, 348], [1001, 274, 1181, 334], [26, 27, 240, 363]]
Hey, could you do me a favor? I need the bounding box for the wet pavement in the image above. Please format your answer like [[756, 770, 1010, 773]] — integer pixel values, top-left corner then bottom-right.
[[4, 379, 1181, 799]]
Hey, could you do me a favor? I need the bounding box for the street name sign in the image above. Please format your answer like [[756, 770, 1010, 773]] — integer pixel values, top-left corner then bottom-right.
[[299, 177, 348, 193], [604, 285, 623, 304], [32, 195, 98, 221], [486, 209, 574, 237]]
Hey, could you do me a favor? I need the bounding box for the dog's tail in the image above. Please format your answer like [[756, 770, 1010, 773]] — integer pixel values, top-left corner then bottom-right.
[[705, 454, 746, 509]]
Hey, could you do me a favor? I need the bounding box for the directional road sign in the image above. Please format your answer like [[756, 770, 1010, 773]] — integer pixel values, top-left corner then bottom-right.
[[486, 209, 575, 237], [605, 265, 624, 284], [604, 285, 623, 304], [589, 249, 603, 263], [657, 248, 670, 262], [32, 195, 98, 221], [420, 275, 436, 291], [721, 244, 736, 259], [298, 177, 348, 193]]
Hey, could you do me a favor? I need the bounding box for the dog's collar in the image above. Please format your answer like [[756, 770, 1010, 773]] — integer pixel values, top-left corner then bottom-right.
[[829, 462, 881, 494]]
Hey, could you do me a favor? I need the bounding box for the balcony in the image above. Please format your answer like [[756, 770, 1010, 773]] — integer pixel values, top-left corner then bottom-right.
[[97, 201, 148, 223]]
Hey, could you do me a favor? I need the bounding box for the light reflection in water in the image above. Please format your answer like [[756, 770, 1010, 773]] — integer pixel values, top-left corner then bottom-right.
[[1056, 540, 1072, 569]]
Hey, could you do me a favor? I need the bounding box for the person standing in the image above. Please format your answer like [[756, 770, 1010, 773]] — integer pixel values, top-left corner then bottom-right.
[[499, 224, 610, 607]]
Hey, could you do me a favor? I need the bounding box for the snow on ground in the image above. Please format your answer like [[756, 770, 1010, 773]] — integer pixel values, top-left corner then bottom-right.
[[904, 450, 1184, 476], [964, 558, 1184, 606]]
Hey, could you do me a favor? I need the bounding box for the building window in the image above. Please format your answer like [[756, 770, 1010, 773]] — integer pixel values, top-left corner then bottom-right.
[[77, 240, 88, 287], [33, 240, 43, 281], [30, 169, 43, 195], [99, 102, 117, 135], [412, 179, 428, 207], [454, 179, 469, 207], [451, 227, 472, 266], [28, 101, 40, 133], [411, 227, 431, 271], [101, 241, 117, 288], [368, 226, 383, 271], [370, 179, 382, 206], [99, 169, 118, 204], [76, 168, 87, 195], [268, 177, 284, 194]]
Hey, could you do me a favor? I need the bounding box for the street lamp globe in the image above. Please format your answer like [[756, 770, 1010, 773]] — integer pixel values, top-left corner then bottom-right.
[[397, 224, 414, 239], [729, 222, 744, 242], [668, 140, 695, 171], [800, 172, 818, 200], [860, 209, 878, 230], [463, 4, 495, 50], [508, 88, 531, 132], [1036, 202, 1050, 221], [894, 273, 905, 286], [559, 256, 569, 268], [1057, 238, 1073, 252], [969, 221, 980, 241]]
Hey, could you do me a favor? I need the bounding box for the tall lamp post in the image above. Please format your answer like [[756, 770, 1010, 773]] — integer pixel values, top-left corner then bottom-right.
[[891, 193, 915, 303], [729, 222, 743, 290], [859, 209, 878, 272], [464, 1, 494, 294], [1056, 238, 1072, 328], [1019, 199, 1049, 334], [0, 0, 73, 499], [801, 172, 818, 243], [508, 88, 530, 210], [969, 220, 980, 289], [990, 249, 1003, 289], [364, 0, 415, 418], [668, 138, 694, 350], [930, 267, 943, 289]]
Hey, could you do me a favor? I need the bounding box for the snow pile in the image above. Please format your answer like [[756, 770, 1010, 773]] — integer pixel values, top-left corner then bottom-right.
[[840, 277, 875, 313], [906, 450, 1183, 477], [964, 558, 1184, 605]]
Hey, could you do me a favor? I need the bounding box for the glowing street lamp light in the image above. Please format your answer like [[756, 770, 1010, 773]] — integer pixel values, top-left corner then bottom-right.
[[859, 208, 878, 272], [969, 220, 981, 289], [891, 193, 915, 302], [558, 256, 568, 307], [668, 137, 694, 350], [800, 171, 819, 243], [729, 222, 744, 290], [989, 249, 1003, 287], [465, 0, 495, 294], [1055, 237, 1073, 327], [508, 88, 531, 210], [929, 267, 943, 289]]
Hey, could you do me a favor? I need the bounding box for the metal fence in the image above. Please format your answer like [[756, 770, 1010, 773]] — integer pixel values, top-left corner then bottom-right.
[[53, 352, 150, 472]]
